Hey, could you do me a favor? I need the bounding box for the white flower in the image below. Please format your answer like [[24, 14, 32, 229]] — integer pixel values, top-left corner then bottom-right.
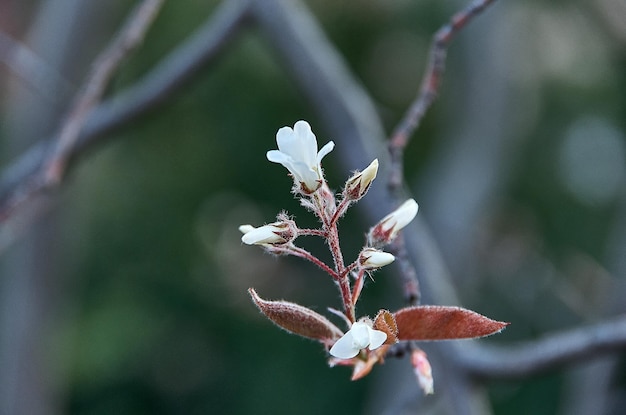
[[329, 321, 387, 359], [359, 248, 395, 269], [240, 223, 290, 245], [266, 120, 335, 193]]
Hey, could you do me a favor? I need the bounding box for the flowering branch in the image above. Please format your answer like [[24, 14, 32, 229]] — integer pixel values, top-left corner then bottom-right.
[[247, 0, 514, 402], [242, 121, 506, 384]]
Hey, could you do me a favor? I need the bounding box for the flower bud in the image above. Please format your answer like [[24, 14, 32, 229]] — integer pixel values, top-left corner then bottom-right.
[[359, 248, 395, 269], [240, 221, 295, 245], [411, 348, 434, 395], [368, 199, 419, 246], [344, 159, 378, 201]]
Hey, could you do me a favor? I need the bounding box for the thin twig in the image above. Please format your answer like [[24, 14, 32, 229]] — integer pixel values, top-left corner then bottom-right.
[[388, 0, 496, 193], [390, 234, 421, 305], [386, 0, 497, 308], [43, 0, 166, 185]]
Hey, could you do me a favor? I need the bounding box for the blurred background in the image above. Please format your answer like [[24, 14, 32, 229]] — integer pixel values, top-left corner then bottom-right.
[[0, 0, 625, 414]]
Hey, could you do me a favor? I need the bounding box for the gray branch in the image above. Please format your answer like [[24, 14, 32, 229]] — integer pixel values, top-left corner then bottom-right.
[[461, 316, 626, 380]]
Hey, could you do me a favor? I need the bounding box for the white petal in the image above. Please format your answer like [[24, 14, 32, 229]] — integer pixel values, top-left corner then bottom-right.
[[316, 141, 335, 164], [238, 225, 255, 234], [275, 126, 300, 158], [350, 322, 372, 349], [393, 199, 419, 229], [361, 249, 395, 268], [266, 149, 290, 164], [293, 120, 318, 164], [381, 199, 419, 236], [367, 327, 387, 350], [267, 151, 308, 184], [359, 159, 378, 185], [329, 331, 359, 359], [275, 121, 317, 167], [241, 225, 283, 245], [299, 170, 322, 192]]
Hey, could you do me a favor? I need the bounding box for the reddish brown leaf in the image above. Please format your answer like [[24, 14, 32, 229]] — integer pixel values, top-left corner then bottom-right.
[[394, 305, 509, 341], [249, 288, 343, 343]]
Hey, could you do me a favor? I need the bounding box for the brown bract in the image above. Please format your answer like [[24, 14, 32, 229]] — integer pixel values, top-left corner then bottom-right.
[[373, 309, 399, 345]]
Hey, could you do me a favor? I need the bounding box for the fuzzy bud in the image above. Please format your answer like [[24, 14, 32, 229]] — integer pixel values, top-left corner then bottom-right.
[[240, 221, 296, 246], [411, 348, 434, 395], [368, 199, 418, 246], [343, 159, 378, 202], [359, 248, 395, 269]]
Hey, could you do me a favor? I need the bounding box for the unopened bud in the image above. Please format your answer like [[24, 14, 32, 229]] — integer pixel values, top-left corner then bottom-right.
[[359, 248, 395, 269], [368, 199, 418, 246], [240, 221, 295, 245], [411, 348, 434, 395], [344, 159, 378, 201], [238, 224, 255, 234]]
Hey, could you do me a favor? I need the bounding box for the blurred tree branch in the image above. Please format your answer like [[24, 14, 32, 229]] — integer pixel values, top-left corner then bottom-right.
[[0, 0, 251, 250], [461, 316, 626, 380], [0, 31, 74, 103], [0, 0, 167, 222], [388, 0, 495, 193], [43, 0, 166, 185]]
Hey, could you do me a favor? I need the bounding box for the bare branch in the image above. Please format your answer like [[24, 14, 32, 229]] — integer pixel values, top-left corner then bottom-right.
[[0, 31, 75, 103], [384, 0, 498, 311], [0, 0, 165, 232], [43, 0, 166, 185], [379, 0, 499, 310], [390, 234, 421, 305], [388, 0, 497, 194], [0, 0, 251, 244], [460, 316, 626, 380]]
